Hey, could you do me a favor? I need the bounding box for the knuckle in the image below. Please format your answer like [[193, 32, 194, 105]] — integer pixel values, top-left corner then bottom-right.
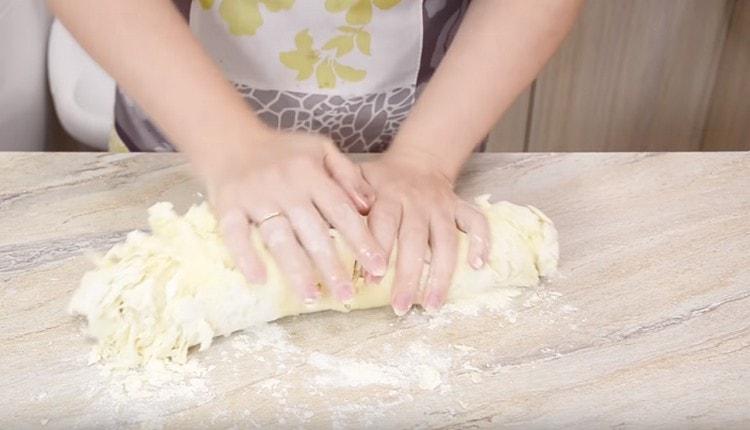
[[370, 209, 399, 231], [306, 239, 336, 260], [438, 231, 459, 248], [261, 225, 291, 250], [400, 226, 427, 242], [433, 210, 455, 228], [329, 199, 358, 222], [219, 209, 246, 230], [286, 206, 314, 229]]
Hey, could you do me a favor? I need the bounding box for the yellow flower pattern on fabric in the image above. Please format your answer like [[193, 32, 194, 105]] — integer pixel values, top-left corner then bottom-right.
[[336, 25, 371, 55], [202, 0, 402, 89], [372, 0, 399, 9], [279, 30, 319, 80], [278, 0, 401, 88], [280, 29, 366, 89], [325, 0, 400, 25], [201, 0, 294, 36], [261, 0, 296, 12]]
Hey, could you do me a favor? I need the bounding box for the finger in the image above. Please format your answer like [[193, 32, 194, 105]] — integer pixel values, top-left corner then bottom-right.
[[323, 145, 375, 214], [391, 209, 428, 316], [366, 198, 401, 283], [255, 213, 321, 303], [423, 213, 458, 312], [312, 176, 387, 278], [456, 202, 491, 269], [368, 198, 401, 262], [285, 203, 354, 303], [218, 208, 267, 284]]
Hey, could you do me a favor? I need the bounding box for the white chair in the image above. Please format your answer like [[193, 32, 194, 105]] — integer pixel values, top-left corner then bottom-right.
[[48, 18, 115, 150]]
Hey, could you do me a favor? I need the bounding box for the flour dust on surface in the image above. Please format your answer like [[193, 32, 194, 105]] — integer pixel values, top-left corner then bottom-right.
[[67, 284, 576, 428]]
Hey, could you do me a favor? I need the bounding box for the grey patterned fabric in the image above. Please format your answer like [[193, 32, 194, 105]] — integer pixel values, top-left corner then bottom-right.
[[237, 85, 415, 152], [114, 0, 471, 153]]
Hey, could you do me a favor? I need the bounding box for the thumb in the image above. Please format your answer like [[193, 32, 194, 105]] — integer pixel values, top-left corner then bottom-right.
[[322, 144, 375, 215]]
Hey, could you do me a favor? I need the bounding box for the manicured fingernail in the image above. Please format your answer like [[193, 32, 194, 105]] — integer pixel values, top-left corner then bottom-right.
[[471, 256, 484, 270], [393, 292, 413, 316]]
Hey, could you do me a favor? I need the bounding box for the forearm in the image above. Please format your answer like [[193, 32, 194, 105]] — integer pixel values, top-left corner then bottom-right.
[[389, 0, 583, 181], [48, 0, 269, 175]]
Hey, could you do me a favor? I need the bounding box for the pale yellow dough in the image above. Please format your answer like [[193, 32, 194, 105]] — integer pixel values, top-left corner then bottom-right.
[[69, 196, 559, 368]]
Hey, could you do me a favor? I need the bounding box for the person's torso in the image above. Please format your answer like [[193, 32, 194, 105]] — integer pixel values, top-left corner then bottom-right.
[[115, 0, 470, 152]]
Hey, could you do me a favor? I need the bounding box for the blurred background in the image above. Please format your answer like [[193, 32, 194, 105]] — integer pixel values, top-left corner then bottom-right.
[[1, 0, 748, 152]]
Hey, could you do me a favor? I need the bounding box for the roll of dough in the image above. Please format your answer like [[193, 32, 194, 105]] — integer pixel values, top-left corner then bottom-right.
[[69, 195, 558, 368]]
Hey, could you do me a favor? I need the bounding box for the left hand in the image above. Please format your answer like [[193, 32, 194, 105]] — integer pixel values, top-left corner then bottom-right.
[[359, 149, 492, 315]]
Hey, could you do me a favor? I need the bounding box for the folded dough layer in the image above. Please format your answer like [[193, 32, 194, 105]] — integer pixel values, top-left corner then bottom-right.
[[69, 195, 559, 368]]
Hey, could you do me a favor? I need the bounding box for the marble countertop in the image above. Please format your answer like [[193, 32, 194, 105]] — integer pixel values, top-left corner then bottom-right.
[[1, 152, 748, 429]]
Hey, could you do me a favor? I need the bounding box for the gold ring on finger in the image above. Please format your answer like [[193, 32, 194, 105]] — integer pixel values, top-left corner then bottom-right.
[[257, 211, 283, 226]]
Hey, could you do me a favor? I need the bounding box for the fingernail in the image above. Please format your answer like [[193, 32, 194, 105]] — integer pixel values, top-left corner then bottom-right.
[[353, 193, 370, 211], [365, 272, 383, 285], [392, 292, 413, 316], [369, 253, 387, 277], [304, 282, 321, 299], [471, 256, 485, 270], [424, 293, 444, 312], [358, 185, 375, 204], [337, 283, 354, 303]]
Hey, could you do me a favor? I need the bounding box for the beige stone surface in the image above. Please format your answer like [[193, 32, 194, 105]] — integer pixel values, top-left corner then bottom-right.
[[1, 152, 749, 428]]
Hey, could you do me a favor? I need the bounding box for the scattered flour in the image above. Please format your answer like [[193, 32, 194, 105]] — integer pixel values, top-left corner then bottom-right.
[[77, 283, 573, 428], [441, 287, 525, 316], [100, 359, 209, 401], [415, 365, 442, 390], [309, 352, 402, 388]]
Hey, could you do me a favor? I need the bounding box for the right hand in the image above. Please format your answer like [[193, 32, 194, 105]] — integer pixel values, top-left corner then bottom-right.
[[204, 129, 387, 304]]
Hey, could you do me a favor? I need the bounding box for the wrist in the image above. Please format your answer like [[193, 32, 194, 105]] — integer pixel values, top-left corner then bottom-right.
[[385, 139, 462, 185], [383, 144, 458, 186], [185, 110, 275, 180]]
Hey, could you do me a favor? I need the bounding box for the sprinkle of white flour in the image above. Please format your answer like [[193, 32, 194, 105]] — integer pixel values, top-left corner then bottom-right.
[[442, 287, 524, 316], [309, 352, 402, 387], [415, 365, 442, 390], [101, 358, 209, 401], [74, 282, 574, 428]]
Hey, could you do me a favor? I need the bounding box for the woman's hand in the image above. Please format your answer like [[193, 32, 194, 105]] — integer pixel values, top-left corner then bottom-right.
[[205, 129, 387, 304], [360, 148, 491, 315]]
